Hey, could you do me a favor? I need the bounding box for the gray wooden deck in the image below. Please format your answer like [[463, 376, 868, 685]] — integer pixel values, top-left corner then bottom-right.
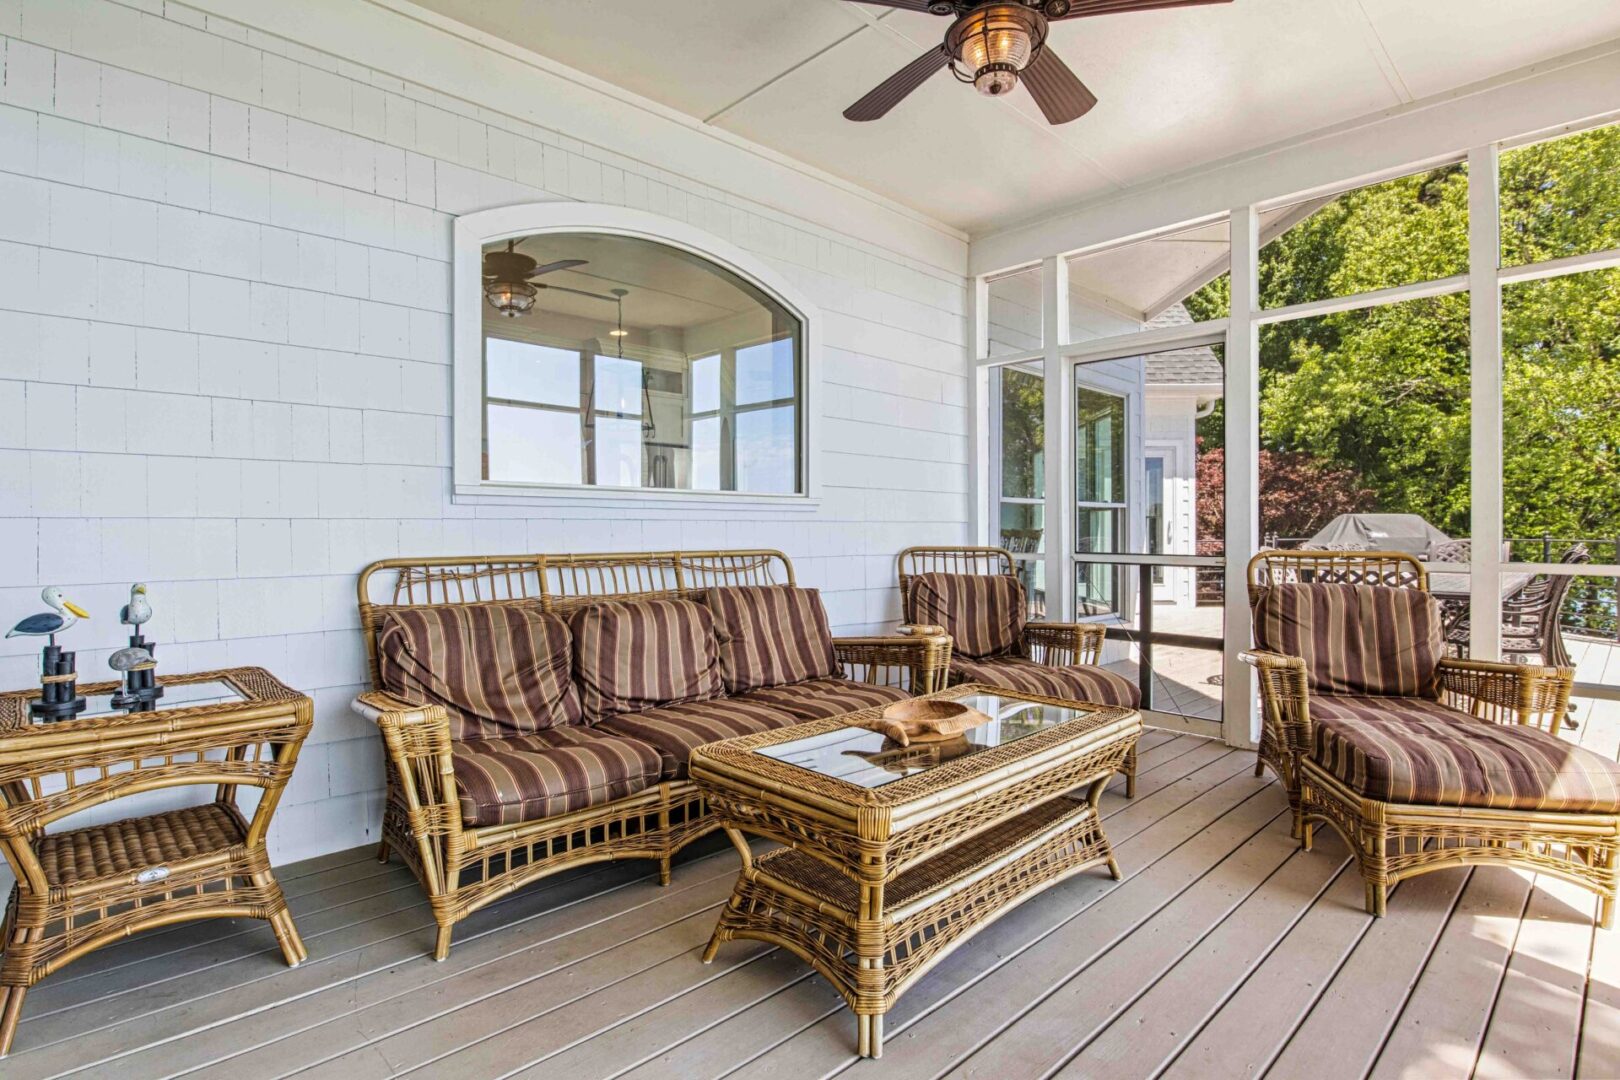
[[6, 696, 1618, 1079]]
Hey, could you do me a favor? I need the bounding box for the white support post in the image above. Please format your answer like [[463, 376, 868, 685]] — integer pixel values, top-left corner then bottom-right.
[[1223, 207, 1261, 749], [1469, 144, 1504, 660], [969, 275, 991, 546], [1042, 255, 1074, 620]]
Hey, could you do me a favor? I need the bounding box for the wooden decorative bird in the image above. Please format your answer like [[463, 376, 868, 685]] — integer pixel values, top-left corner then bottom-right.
[[120, 583, 152, 629], [6, 586, 90, 644]]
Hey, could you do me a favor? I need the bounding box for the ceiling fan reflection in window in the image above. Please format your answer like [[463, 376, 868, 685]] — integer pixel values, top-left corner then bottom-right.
[[841, 0, 1233, 125], [482, 240, 591, 317]]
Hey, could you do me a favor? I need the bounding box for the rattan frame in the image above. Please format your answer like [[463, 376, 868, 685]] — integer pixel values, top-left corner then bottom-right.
[[355, 549, 952, 960], [691, 683, 1141, 1058], [896, 545, 1136, 796], [0, 668, 310, 1057], [1242, 550, 1610, 924]]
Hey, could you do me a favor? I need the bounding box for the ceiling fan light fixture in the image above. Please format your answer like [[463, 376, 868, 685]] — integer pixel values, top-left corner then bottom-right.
[[484, 279, 537, 317], [948, 3, 1045, 97]]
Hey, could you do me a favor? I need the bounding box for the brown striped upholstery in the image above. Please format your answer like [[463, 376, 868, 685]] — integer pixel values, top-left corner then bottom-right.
[[1309, 695, 1620, 813], [450, 727, 665, 827], [906, 572, 1026, 659], [571, 599, 725, 721], [377, 603, 582, 740], [949, 655, 1142, 708], [735, 677, 909, 721], [704, 585, 839, 693], [597, 698, 801, 780], [1254, 583, 1444, 698]]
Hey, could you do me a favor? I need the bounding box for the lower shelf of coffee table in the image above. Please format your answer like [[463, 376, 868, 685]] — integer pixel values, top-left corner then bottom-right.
[[709, 793, 1115, 1012]]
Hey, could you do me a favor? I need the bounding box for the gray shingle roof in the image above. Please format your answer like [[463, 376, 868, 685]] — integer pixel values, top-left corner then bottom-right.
[[1142, 304, 1223, 386]]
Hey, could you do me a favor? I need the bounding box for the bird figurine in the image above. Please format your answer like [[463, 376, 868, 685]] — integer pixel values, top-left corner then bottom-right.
[[7, 586, 90, 644], [120, 583, 152, 629], [108, 646, 154, 672]]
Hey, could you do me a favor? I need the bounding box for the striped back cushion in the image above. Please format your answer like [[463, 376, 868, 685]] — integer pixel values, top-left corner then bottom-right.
[[906, 572, 1026, 659], [377, 603, 582, 740], [1254, 583, 1444, 698], [571, 599, 725, 720], [704, 585, 839, 693]]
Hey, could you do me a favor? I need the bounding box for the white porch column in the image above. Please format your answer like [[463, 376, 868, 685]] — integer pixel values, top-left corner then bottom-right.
[[1043, 254, 1074, 619], [1468, 144, 1504, 660], [1222, 207, 1261, 748]]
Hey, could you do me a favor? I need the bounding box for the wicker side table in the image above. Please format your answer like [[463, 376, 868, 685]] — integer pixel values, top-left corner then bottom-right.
[[0, 667, 311, 1057]]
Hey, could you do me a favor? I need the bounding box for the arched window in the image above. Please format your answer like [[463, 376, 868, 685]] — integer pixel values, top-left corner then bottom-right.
[[452, 205, 818, 506]]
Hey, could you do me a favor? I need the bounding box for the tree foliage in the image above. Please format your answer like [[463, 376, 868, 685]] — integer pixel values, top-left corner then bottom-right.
[[1195, 443, 1376, 553], [1187, 123, 1620, 547]]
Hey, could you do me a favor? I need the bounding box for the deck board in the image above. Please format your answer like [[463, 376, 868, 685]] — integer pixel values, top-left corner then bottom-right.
[[4, 713, 1614, 1080]]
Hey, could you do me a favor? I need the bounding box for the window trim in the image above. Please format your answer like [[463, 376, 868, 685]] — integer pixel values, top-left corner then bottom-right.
[[452, 202, 822, 510]]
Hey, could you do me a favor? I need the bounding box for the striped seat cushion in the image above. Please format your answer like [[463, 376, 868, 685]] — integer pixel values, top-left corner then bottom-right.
[[377, 603, 582, 740], [704, 585, 839, 693], [571, 599, 725, 721], [597, 698, 802, 780], [450, 727, 665, 828], [950, 655, 1141, 708], [734, 677, 910, 721], [1253, 583, 1444, 698], [1309, 695, 1620, 813], [906, 572, 1027, 659]]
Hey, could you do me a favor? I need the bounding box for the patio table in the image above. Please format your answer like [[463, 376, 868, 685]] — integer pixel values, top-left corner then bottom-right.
[[1428, 570, 1535, 630], [690, 684, 1139, 1058]]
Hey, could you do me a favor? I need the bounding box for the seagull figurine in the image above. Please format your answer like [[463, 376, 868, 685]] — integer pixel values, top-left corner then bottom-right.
[[6, 586, 90, 644], [108, 646, 155, 672], [120, 583, 152, 629]]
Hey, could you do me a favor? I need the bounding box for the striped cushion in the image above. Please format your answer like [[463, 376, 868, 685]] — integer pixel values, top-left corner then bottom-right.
[[1309, 695, 1620, 813], [735, 677, 909, 721], [571, 599, 725, 721], [906, 572, 1026, 659], [451, 727, 664, 827], [950, 655, 1142, 708], [597, 698, 801, 779], [1254, 583, 1444, 698], [704, 585, 839, 693], [377, 603, 581, 740]]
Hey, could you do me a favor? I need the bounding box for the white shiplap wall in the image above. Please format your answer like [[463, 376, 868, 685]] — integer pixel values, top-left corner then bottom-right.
[[0, 0, 971, 866]]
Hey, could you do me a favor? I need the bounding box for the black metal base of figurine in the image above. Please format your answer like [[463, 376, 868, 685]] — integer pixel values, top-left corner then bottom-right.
[[31, 644, 86, 723]]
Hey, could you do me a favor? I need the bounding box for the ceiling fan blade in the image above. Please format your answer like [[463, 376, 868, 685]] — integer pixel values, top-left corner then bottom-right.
[[1022, 48, 1097, 125], [1054, 0, 1233, 18], [844, 45, 951, 122], [842, 0, 940, 11], [528, 258, 588, 278]]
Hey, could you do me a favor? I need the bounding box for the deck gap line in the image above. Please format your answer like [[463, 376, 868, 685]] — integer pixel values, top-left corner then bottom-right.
[[394, 940, 771, 1079], [812, 773, 1281, 1080], [928, 801, 1291, 1079], [706, 1002, 850, 1080], [174, 874, 748, 1079], [28, 860, 736, 1069], [1013, 820, 1329, 1080], [1140, 855, 1357, 1080], [1459, 870, 1536, 1080], [1571, 891, 1602, 1078], [600, 970, 824, 1080]]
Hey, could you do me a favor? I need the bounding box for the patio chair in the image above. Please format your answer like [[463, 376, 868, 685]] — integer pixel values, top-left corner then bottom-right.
[[1242, 550, 1617, 926], [897, 545, 1141, 795], [1446, 543, 1590, 671]]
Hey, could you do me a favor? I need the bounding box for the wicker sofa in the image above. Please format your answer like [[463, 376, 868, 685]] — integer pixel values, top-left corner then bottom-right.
[[1241, 550, 1618, 926], [354, 550, 950, 959], [897, 546, 1142, 796]]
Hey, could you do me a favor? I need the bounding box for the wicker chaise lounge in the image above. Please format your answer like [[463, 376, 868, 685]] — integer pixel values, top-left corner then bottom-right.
[[354, 550, 950, 959], [1242, 550, 1619, 925], [897, 546, 1141, 795]]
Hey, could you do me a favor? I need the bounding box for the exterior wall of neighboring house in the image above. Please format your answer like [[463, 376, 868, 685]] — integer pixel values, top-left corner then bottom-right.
[[1144, 385, 1219, 608]]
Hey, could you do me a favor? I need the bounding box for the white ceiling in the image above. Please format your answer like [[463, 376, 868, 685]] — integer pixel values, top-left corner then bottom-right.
[[413, 0, 1620, 236]]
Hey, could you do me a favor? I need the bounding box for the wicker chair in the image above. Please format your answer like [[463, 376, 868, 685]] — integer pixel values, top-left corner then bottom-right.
[[355, 550, 951, 960], [1242, 550, 1616, 926], [897, 546, 1140, 797]]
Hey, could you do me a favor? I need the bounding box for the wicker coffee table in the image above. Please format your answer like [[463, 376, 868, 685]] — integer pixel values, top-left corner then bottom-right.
[[690, 683, 1140, 1058], [0, 667, 311, 1056]]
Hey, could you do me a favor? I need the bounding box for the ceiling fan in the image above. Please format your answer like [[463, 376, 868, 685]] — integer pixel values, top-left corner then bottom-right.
[[841, 0, 1233, 125], [482, 240, 588, 317]]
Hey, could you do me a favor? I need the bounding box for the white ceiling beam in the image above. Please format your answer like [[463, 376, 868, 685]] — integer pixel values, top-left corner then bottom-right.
[[1068, 281, 1148, 325]]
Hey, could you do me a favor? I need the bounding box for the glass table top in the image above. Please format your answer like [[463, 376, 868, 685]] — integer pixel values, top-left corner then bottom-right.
[[754, 692, 1098, 789], [61, 679, 248, 722]]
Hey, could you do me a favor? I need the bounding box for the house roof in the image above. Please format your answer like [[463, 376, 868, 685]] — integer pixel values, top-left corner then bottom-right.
[[1143, 305, 1222, 387]]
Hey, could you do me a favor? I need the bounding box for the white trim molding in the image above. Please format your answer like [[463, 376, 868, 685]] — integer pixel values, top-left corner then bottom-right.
[[452, 202, 824, 511]]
